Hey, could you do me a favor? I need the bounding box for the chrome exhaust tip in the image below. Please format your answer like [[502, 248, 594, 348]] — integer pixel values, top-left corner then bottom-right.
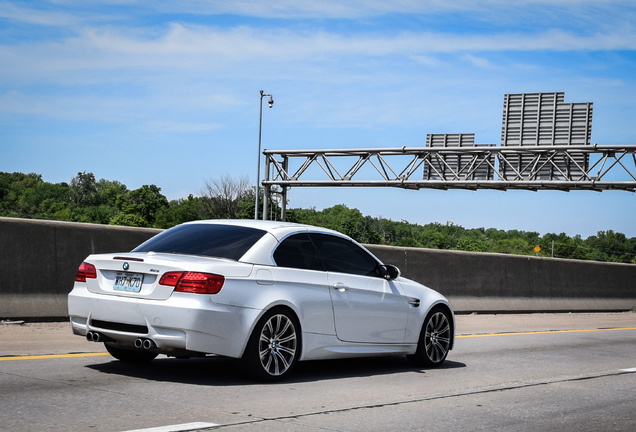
[[87, 331, 113, 343]]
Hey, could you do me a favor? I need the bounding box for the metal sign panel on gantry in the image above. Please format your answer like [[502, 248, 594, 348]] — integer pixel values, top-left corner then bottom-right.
[[500, 92, 593, 181], [423, 133, 495, 181]]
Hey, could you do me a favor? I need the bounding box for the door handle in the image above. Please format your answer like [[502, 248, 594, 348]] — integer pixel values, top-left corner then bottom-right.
[[332, 282, 348, 292]]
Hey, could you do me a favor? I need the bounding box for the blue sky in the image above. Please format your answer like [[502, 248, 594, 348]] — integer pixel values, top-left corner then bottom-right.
[[1, 0, 635, 237]]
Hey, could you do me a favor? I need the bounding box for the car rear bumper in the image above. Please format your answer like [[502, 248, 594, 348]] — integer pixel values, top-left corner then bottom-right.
[[68, 284, 261, 358]]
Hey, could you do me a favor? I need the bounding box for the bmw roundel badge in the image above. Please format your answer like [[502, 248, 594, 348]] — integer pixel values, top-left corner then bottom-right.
[[123, 262, 129, 271]]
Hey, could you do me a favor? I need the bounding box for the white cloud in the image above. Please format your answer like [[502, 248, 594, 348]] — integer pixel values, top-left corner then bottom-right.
[[461, 54, 495, 69], [68, 0, 636, 21], [1, 24, 635, 85], [0, 1, 78, 26]]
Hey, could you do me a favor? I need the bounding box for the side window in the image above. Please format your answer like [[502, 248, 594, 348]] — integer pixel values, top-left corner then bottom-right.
[[309, 233, 380, 277], [273, 233, 325, 271]]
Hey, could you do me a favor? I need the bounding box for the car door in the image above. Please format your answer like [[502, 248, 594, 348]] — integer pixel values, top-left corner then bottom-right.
[[308, 233, 409, 344], [271, 233, 334, 336]]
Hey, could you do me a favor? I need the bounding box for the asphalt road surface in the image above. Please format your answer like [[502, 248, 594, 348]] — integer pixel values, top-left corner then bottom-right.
[[1, 312, 635, 432]]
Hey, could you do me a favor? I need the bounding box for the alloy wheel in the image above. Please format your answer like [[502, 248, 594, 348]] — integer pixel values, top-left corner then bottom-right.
[[258, 313, 298, 376], [424, 311, 451, 364]]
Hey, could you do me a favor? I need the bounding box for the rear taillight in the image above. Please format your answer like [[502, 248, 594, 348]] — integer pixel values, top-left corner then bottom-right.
[[159, 272, 225, 295], [76, 262, 97, 282], [158, 272, 182, 287]]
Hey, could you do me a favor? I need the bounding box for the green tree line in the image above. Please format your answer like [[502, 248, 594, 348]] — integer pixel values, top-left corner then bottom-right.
[[1, 171, 635, 264]]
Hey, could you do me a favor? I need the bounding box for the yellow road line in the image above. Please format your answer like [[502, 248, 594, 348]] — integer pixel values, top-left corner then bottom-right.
[[0, 352, 109, 361], [1, 327, 635, 361], [457, 327, 636, 338]]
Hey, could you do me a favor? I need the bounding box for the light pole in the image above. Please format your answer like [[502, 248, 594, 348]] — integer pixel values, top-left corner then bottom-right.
[[255, 90, 274, 220]]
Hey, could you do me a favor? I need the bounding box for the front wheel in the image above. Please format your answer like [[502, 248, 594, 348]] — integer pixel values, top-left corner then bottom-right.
[[242, 309, 300, 382], [407, 306, 452, 367], [104, 343, 158, 363]]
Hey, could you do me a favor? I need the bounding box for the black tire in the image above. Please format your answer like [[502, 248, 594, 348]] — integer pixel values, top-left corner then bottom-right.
[[104, 343, 158, 363], [242, 308, 300, 382], [407, 306, 452, 368]]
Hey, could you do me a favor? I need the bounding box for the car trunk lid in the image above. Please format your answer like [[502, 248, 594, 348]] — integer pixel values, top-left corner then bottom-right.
[[82, 252, 252, 300]]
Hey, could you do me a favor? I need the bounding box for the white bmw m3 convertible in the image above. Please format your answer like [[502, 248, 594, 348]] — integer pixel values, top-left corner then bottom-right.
[[68, 220, 454, 381]]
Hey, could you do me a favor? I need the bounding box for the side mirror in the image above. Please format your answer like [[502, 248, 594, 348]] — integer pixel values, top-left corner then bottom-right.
[[379, 264, 401, 281]]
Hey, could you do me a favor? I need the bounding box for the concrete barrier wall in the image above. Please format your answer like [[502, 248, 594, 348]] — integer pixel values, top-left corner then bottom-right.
[[1, 217, 634, 319], [367, 245, 636, 313], [0, 218, 160, 319]]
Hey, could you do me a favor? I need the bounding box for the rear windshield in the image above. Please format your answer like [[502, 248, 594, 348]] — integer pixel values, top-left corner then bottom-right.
[[133, 224, 267, 260]]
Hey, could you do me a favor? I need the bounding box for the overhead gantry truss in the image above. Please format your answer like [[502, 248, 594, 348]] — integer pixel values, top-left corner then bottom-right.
[[261, 144, 636, 219], [264, 144, 636, 191]]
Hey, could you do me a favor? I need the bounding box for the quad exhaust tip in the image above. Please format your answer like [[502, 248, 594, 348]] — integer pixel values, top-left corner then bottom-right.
[[86, 331, 154, 349], [86, 331, 112, 343], [86, 331, 99, 342], [134, 338, 156, 350]]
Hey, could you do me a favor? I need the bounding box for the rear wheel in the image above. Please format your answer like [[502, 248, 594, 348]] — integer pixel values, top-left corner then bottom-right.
[[104, 343, 158, 363], [407, 306, 452, 367], [242, 308, 300, 382]]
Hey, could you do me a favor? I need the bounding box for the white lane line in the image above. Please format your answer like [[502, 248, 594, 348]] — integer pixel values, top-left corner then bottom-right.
[[122, 422, 219, 432], [620, 367, 636, 372]]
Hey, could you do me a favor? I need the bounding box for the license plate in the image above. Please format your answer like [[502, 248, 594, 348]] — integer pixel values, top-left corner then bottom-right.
[[114, 272, 144, 293]]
